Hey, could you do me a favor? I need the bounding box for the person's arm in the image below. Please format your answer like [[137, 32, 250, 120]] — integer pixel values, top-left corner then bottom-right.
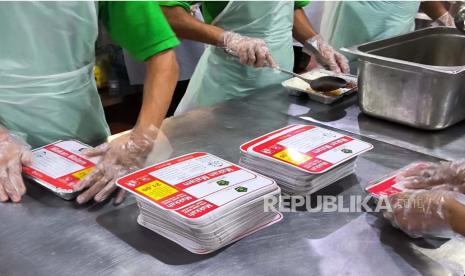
[[293, 8, 349, 73], [161, 5, 276, 67], [445, 195, 465, 236], [396, 160, 465, 236], [161, 6, 224, 46], [421, 1, 448, 20], [82, 50, 179, 204], [292, 8, 317, 44], [387, 190, 465, 238], [421, 1, 455, 27], [0, 126, 31, 202], [137, 50, 178, 130], [73, 2, 180, 205]]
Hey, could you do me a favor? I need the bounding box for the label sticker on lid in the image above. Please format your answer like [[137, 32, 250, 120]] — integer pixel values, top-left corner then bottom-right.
[[22, 140, 98, 191], [247, 125, 373, 174], [366, 162, 434, 198], [117, 152, 277, 219], [366, 176, 404, 198], [240, 125, 297, 153]]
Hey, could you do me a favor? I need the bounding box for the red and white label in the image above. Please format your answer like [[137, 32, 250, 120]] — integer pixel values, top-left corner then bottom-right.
[[240, 125, 297, 153], [245, 125, 373, 174], [366, 162, 433, 198], [22, 140, 97, 191], [366, 176, 404, 198], [117, 152, 276, 219]]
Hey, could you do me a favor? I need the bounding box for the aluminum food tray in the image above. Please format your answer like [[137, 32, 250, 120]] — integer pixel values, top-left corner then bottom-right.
[[281, 69, 358, 104], [25, 174, 79, 201]]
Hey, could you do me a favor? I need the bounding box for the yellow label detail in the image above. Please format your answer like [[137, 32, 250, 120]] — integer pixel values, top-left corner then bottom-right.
[[136, 181, 178, 201], [72, 167, 94, 180], [273, 148, 311, 165]]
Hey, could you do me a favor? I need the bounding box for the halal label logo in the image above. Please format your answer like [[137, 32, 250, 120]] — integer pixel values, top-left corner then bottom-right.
[[341, 149, 352, 154], [217, 180, 229, 186]]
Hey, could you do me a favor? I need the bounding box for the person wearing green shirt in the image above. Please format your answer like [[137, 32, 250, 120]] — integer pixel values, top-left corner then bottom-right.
[[0, 2, 179, 204], [160, 1, 350, 115]]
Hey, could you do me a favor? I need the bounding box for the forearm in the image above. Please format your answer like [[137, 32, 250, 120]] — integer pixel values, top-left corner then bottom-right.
[[0, 125, 8, 137], [135, 49, 179, 135], [445, 196, 465, 237], [292, 8, 318, 44], [161, 6, 225, 46], [421, 1, 448, 20]]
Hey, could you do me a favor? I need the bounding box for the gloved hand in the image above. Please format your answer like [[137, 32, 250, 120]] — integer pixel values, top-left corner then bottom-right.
[[397, 160, 465, 193], [433, 12, 455, 27], [73, 126, 158, 205], [385, 190, 463, 238], [0, 128, 32, 202], [303, 35, 350, 74], [221, 31, 277, 68]]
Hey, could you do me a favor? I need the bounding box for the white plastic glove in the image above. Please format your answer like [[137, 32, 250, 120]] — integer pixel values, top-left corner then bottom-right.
[[397, 160, 465, 193], [0, 128, 32, 202], [432, 12, 455, 27], [73, 126, 158, 205], [221, 31, 277, 68], [303, 35, 350, 74], [385, 190, 464, 238]]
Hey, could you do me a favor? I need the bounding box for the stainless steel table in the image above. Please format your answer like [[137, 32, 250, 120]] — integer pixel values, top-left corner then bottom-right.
[[2, 86, 465, 276], [252, 88, 465, 161]]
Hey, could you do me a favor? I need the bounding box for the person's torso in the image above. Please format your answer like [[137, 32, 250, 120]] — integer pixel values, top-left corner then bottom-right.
[[0, 2, 109, 147], [0, 2, 98, 76], [175, 1, 295, 114], [321, 1, 420, 49]]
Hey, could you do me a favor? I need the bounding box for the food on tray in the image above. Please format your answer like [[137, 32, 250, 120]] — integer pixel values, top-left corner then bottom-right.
[[345, 81, 356, 89], [284, 70, 356, 95], [306, 87, 343, 97]]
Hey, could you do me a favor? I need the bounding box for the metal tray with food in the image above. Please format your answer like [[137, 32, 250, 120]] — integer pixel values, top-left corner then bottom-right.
[[281, 69, 357, 104]]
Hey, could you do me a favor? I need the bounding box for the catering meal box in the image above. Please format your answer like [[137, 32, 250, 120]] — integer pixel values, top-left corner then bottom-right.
[[365, 162, 431, 199], [239, 124, 373, 195], [22, 140, 98, 200], [366, 173, 405, 200], [281, 69, 357, 104], [116, 152, 283, 254]]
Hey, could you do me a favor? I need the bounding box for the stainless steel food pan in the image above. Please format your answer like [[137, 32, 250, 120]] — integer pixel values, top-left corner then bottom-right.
[[343, 27, 465, 130]]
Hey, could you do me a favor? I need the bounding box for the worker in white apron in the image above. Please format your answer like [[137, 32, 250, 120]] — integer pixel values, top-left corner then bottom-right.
[[161, 1, 349, 115], [123, 4, 205, 116], [320, 1, 454, 73], [0, 2, 109, 203], [0, 2, 179, 203]]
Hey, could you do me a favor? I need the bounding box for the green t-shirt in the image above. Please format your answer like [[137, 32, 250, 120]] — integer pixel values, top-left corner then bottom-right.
[[99, 1, 180, 61], [159, 1, 310, 24]]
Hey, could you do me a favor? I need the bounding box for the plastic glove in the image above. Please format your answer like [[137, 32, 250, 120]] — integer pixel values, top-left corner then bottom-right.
[[385, 190, 463, 238], [433, 12, 455, 27], [0, 128, 32, 202], [303, 35, 350, 74], [221, 31, 277, 68], [397, 160, 465, 193], [73, 126, 158, 205]]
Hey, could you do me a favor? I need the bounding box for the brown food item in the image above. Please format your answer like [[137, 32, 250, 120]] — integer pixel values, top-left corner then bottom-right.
[[305, 87, 343, 97], [325, 89, 343, 97], [345, 81, 356, 89]]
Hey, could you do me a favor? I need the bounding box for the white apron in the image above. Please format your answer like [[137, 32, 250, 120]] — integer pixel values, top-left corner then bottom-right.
[[320, 1, 420, 72], [0, 2, 110, 147], [175, 1, 295, 115]]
